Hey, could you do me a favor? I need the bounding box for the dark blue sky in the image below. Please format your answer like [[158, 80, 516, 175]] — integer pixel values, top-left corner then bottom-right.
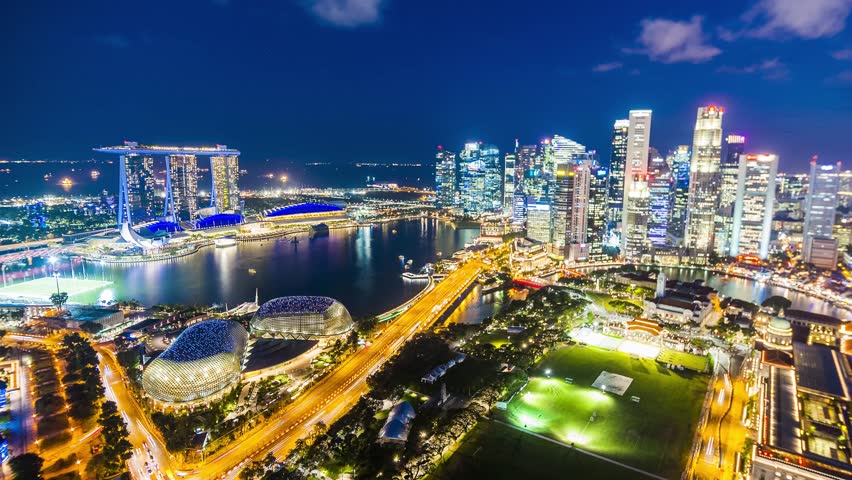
[[2, 0, 851, 173]]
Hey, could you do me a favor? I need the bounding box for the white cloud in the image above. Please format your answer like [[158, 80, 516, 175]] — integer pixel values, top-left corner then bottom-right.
[[305, 0, 385, 28], [825, 70, 852, 85], [743, 0, 852, 39], [717, 58, 788, 79], [832, 48, 852, 60], [624, 15, 721, 63], [592, 62, 623, 72]]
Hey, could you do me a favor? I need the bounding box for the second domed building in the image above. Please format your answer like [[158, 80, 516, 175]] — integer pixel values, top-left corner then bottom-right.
[[250, 296, 354, 339]]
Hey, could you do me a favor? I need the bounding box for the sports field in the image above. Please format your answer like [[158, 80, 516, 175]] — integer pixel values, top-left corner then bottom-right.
[[429, 420, 653, 480], [0, 277, 111, 300], [500, 345, 708, 479], [658, 349, 710, 372]]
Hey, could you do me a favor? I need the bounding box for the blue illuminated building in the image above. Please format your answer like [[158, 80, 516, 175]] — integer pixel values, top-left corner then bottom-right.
[[264, 203, 344, 218], [194, 213, 244, 229]]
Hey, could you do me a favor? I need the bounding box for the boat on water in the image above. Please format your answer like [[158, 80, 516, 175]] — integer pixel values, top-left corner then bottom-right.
[[391, 229, 397, 234], [436, 251, 442, 257], [310, 223, 330, 238], [248, 268, 257, 275], [406, 259, 414, 265], [215, 237, 237, 248], [398, 255, 405, 261]]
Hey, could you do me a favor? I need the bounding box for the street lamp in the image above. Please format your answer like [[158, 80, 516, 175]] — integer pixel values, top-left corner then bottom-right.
[[53, 272, 60, 295]]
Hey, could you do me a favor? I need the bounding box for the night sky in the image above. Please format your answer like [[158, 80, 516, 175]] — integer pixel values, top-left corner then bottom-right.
[[2, 0, 851, 173]]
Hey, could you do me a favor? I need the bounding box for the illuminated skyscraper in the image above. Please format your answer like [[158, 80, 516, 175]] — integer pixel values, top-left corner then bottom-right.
[[803, 160, 841, 268], [210, 154, 240, 212], [526, 202, 551, 244], [512, 188, 527, 226], [685, 105, 724, 264], [169, 155, 198, 221], [459, 142, 501, 216], [608, 119, 629, 228], [731, 154, 778, 259], [647, 155, 672, 247], [588, 166, 609, 261], [715, 134, 746, 256], [503, 153, 516, 215], [125, 155, 157, 221], [621, 110, 652, 260], [434, 147, 457, 208], [667, 146, 691, 244]]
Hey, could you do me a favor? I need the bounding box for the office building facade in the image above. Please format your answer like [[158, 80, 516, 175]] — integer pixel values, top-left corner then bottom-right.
[[434, 148, 457, 209], [667, 146, 691, 245], [731, 154, 778, 259], [685, 106, 724, 264], [608, 119, 629, 229], [588, 166, 609, 261], [803, 160, 841, 268], [621, 110, 652, 260], [647, 155, 672, 247], [715, 134, 746, 256], [459, 142, 502, 216], [526, 202, 551, 244], [503, 153, 516, 215]]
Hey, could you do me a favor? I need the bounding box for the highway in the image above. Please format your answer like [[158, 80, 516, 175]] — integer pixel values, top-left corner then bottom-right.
[[100, 259, 481, 479], [193, 259, 482, 479]]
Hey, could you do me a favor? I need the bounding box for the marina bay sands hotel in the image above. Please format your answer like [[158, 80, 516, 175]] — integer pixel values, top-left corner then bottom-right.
[[94, 141, 242, 246]]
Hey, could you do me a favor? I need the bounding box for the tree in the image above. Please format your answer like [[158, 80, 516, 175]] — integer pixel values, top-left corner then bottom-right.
[[49, 291, 69, 310], [9, 453, 45, 480], [98, 401, 132, 474], [762, 295, 792, 314]]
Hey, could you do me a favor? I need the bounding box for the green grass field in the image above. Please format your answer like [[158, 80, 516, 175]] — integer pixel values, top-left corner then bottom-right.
[[657, 349, 709, 372], [500, 345, 708, 479], [0, 277, 111, 300], [478, 330, 511, 348], [429, 420, 651, 480]]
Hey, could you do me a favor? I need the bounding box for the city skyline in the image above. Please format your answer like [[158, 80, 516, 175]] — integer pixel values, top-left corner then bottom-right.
[[2, 0, 851, 171]]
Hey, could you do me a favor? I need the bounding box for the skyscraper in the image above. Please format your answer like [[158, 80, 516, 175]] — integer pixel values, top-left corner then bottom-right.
[[803, 160, 841, 268], [526, 202, 551, 244], [434, 147, 457, 209], [588, 166, 609, 261], [731, 154, 778, 259], [459, 142, 501, 216], [667, 146, 691, 244], [170, 154, 198, 221], [503, 153, 516, 215], [621, 110, 652, 260], [551, 162, 572, 252], [715, 134, 746, 256], [566, 161, 592, 261], [685, 105, 724, 264], [210, 155, 241, 212], [647, 155, 672, 247], [125, 154, 157, 221], [512, 188, 527, 226], [608, 119, 629, 229]]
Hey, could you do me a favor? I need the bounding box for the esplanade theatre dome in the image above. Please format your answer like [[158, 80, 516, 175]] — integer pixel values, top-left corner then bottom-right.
[[142, 320, 248, 404], [251, 296, 354, 339]]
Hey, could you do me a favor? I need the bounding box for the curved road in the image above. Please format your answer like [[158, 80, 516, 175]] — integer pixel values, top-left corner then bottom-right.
[[100, 260, 482, 479]]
